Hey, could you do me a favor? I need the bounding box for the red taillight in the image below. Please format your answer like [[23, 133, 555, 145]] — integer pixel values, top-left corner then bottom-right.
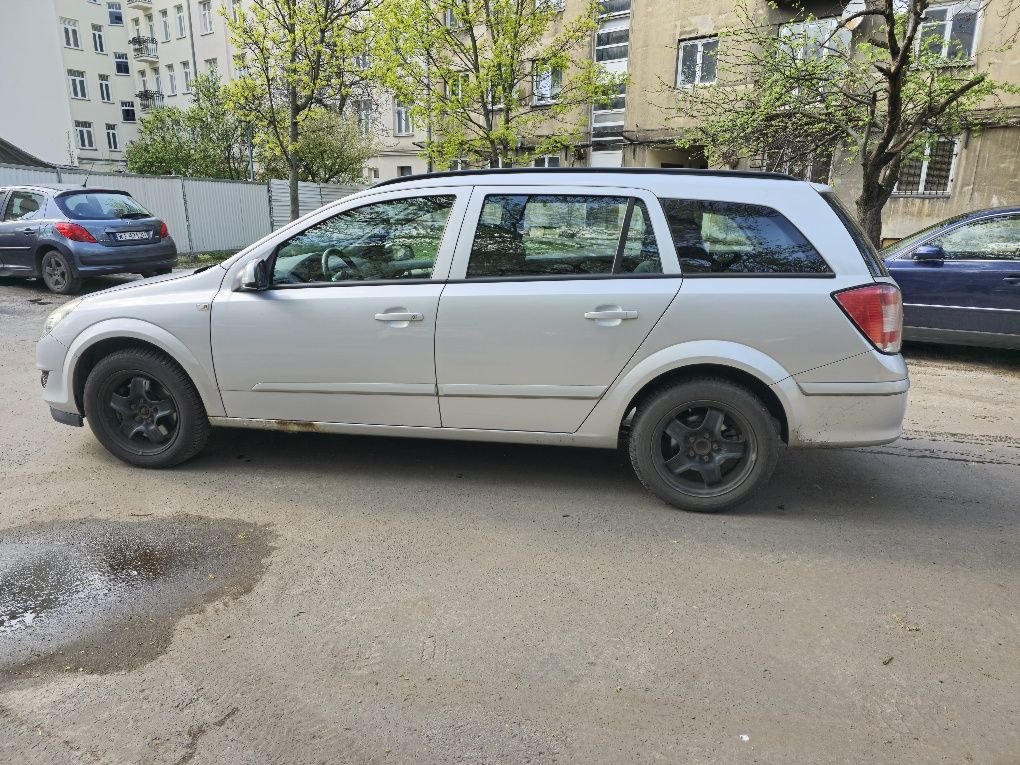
[[53, 221, 97, 243], [833, 284, 903, 354], [159, 220, 169, 238]]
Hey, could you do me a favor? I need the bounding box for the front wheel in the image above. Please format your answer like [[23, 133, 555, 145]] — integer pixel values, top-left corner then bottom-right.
[[40, 250, 82, 294], [628, 378, 780, 512], [83, 348, 210, 468]]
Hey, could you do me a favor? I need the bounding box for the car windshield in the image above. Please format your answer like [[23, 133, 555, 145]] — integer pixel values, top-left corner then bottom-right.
[[56, 192, 152, 221], [880, 212, 972, 256]]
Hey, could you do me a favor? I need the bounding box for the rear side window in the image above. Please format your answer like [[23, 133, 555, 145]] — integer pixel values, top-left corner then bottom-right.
[[467, 194, 661, 279], [660, 198, 831, 275], [56, 192, 152, 221], [2, 191, 45, 221], [820, 191, 888, 276]]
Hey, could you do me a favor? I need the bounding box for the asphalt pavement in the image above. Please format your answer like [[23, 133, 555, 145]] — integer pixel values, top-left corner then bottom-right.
[[1, 274, 1018, 764]]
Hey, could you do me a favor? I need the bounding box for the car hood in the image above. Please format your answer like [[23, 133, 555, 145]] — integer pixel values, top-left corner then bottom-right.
[[78, 265, 225, 301]]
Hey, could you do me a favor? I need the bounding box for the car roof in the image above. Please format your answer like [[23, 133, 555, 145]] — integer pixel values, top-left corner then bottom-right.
[[0, 183, 132, 196]]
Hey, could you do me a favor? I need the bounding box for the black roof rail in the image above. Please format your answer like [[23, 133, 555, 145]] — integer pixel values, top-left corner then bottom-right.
[[372, 166, 798, 188]]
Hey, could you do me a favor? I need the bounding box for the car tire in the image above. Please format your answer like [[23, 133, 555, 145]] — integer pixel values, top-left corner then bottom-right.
[[628, 378, 780, 513], [83, 348, 211, 468], [40, 250, 82, 295]]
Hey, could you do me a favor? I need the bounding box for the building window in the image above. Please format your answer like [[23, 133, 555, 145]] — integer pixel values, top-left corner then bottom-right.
[[532, 65, 563, 104], [919, 3, 979, 60], [397, 166, 414, 176], [200, 1, 213, 34], [535, 0, 565, 10], [595, 24, 629, 62], [598, 0, 630, 18], [91, 23, 106, 53], [153, 68, 161, 94], [68, 70, 88, 100], [139, 70, 149, 92], [181, 60, 193, 91], [355, 99, 373, 135], [62, 18, 81, 49], [394, 100, 412, 135], [894, 137, 960, 197], [450, 158, 469, 171], [228, 0, 239, 21], [121, 100, 137, 122], [106, 123, 120, 151], [354, 52, 371, 70], [160, 9, 171, 41], [533, 154, 561, 168], [114, 52, 130, 74], [205, 58, 218, 73], [99, 74, 113, 102], [145, 13, 155, 39], [677, 36, 718, 86], [594, 82, 626, 112], [764, 147, 832, 184], [74, 121, 96, 150], [107, 2, 123, 26], [166, 63, 177, 95], [779, 18, 848, 62], [176, 4, 187, 37], [363, 167, 380, 180]]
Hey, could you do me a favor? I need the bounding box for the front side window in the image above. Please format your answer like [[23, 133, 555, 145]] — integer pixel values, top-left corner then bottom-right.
[[661, 198, 830, 275], [271, 196, 456, 285], [62, 18, 81, 49], [74, 121, 96, 150], [894, 137, 959, 196], [467, 195, 661, 279], [919, 3, 979, 61], [2, 191, 45, 222], [677, 36, 718, 86], [930, 215, 1020, 261]]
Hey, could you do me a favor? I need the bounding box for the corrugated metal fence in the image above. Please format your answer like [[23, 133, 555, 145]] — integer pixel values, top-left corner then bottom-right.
[[0, 162, 364, 254]]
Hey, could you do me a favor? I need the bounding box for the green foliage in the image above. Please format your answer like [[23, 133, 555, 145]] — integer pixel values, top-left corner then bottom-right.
[[260, 108, 376, 183], [372, 0, 623, 168], [125, 74, 250, 179], [669, 0, 1017, 242]]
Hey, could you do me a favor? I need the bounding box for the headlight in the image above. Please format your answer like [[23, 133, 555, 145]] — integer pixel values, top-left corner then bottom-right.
[[42, 298, 83, 338]]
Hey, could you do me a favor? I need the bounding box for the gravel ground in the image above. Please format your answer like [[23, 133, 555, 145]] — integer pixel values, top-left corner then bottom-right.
[[1, 274, 1018, 764]]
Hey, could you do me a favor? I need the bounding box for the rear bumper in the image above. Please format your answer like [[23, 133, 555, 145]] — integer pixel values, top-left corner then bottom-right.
[[778, 377, 909, 448], [67, 237, 177, 275]]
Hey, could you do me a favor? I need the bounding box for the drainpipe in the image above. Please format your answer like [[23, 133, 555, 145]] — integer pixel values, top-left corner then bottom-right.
[[185, 0, 199, 87]]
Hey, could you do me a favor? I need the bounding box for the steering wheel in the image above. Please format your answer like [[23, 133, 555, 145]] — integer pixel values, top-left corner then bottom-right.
[[321, 247, 363, 280]]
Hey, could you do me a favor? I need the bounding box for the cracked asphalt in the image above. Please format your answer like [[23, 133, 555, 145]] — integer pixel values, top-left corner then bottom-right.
[[1, 274, 1018, 764]]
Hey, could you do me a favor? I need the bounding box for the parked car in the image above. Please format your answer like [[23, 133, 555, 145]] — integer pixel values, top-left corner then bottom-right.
[[882, 207, 1020, 349], [36, 168, 908, 512], [0, 184, 177, 294]]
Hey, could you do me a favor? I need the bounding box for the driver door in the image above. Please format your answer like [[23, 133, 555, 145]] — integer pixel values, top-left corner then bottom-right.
[[211, 189, 469, 426]]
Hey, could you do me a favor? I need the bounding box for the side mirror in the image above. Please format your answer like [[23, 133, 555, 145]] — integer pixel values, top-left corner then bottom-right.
[[240, 259, 270, 291], [913, 244, 944, 262]]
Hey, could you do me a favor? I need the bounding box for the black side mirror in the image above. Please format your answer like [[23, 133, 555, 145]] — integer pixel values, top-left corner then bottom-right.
[[240, 259, 270, 290], [913, 244, 944, 262]]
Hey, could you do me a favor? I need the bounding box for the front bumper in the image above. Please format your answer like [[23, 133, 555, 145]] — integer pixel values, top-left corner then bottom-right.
[[51, 408, 83, 426], [37, 330, 78, 419]]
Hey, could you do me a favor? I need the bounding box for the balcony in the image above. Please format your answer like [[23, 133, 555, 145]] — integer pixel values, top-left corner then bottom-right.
[[136, 89, 165, 111], [129, 36, 158, 62], [126, 0, 153, 10]]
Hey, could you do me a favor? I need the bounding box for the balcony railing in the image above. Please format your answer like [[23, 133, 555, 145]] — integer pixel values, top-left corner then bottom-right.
[[126, 0, 153, 10], [129, 36, 158, 61], [136, 89, 165, 111]]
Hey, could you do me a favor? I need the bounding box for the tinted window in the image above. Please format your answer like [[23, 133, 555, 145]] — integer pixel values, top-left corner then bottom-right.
[[272, 195, 455, 285], [56, 192, 151, 220], [2, 191, 45, 221], [932, 215, 1020, 261], [661, 198, 831, 275], [467, 194, 660, 279]]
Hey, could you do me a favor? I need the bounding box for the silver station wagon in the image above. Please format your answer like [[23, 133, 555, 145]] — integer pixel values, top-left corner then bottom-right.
[[37, 169, 908, 512]]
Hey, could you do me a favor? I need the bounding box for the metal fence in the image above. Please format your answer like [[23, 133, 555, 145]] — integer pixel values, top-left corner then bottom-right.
[[0, 162, 364, 254]]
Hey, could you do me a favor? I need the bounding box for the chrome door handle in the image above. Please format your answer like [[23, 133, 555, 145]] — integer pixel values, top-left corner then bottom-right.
[[584, 310, 638, 320], [374, 312, 423, 322]]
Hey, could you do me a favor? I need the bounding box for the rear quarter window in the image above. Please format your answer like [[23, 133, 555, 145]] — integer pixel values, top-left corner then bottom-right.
[[820, 191, 888, 277], [660, 198, 832, 275]]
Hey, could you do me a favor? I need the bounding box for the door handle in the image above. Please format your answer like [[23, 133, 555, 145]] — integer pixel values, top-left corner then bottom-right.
[[20, 227, 38, 234], [584, 310, 638, 320], [374, 312, 423, 322], [1003, 275, 1020, 285]]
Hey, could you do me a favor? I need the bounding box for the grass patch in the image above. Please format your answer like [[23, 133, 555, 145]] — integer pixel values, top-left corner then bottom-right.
[[178, 250, 237, 266]]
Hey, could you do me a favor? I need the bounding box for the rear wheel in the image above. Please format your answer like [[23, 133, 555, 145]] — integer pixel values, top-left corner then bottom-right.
[[40, 250, 82, 294], [83, 348, 210, 468], [628, 378, 780, 512]]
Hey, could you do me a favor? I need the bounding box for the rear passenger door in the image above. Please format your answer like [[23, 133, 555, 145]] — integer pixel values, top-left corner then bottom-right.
[[435, 186, 682, 432], [0, 190, 46, 273]]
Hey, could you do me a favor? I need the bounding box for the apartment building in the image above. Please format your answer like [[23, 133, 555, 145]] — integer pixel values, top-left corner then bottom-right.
[[0, 0, 427, 179]]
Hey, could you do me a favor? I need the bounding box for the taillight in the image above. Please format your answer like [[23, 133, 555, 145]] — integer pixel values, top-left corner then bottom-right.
[[159, 220, 169, 238], [833, 284, 903, 354], [53, 221, 97, 243]]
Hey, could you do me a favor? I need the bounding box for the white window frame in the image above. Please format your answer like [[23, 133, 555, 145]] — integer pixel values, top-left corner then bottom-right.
[[166, 63, 177, 95], [68, 70, 88, 100], [106, 123, 120, 151], [918, 2, 981, 61], [394, 100, 413, 135], [99, 74, 113, 102], [676, 36, 718, 87], [74, 121, 96, 150], [355, 99, 373, 136], [598, 0, 630, 19], [893, 137, 961, 197], [595, 18, 630, 63], [121, 100, 137, 122], [532, 65, 563, 105], [114, 52, 130, 75], [535, 0, 565, 10], [205, 57, 218, 73], [62, 18, 81, 49], [145, 13, 155, 39], [107, 2, 124, 26], [92, 23, 106, 54], [200, 1, 213, 34], [779, 18, 848, 62], [160, 9, 171, 42], [181, 60, 193, 92], [533, 154, 561, 168], [176, 5, 187, 37]]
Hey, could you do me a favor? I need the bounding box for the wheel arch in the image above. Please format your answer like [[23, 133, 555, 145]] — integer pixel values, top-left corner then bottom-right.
[[35, 242, 71, 277]]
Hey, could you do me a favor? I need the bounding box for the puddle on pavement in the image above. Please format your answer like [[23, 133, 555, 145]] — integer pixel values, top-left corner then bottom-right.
[[0, 515, 272, 686]]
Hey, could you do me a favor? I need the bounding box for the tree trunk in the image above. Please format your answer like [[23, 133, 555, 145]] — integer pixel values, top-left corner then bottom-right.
[[855, 170, 888, 249], [288, 88, 300, 221]]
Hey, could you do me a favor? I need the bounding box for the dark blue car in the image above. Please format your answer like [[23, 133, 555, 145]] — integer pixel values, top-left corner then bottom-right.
[[882, 207, 1020, 349], [0, 184, 177, 294]]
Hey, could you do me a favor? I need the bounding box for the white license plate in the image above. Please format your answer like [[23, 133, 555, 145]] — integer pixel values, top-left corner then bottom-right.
[[115, 231, 150, 241]]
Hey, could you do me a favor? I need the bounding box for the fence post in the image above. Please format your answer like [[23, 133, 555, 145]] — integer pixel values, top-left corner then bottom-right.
[[179, 175, 195, 255]]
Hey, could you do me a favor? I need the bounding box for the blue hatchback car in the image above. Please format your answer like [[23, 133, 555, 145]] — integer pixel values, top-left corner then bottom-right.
[[882, 207, 1020, 349], [0, 184, 177, 294]]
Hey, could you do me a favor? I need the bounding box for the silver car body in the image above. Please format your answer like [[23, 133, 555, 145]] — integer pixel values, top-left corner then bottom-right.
[[38, 171, 908, 450]]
